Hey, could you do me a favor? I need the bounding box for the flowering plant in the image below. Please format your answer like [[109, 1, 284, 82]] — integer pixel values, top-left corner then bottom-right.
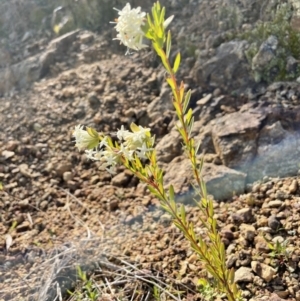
[[74, 2, 242, 300]]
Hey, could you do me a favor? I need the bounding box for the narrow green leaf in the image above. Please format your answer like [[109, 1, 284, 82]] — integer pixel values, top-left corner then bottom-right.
[[147, 14, 154, 29], [169, 185, 175, 200], [147, 185, 159, 197], [152, 5, 160, 26], [183, 89, 191, 113], [180, 204, 186, 222], [195, 140, 201, 155], [173, 221, 186, 233], [170, 196, 177, 213], [156, 1, 161, 11], [159, 7, 166, 25], [185, 108, 193, 124], [179, 82, 184, 103], [166, 30, 171, 58], [173, 52, 181, 73], [201, 181, 207, 198], [188, 117, 194, 138]]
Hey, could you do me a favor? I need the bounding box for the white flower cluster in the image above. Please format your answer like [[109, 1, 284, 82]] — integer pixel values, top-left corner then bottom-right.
[[73, 124, 154, 174], [73, 125, 96, 150], [111, 3, 147, 53]]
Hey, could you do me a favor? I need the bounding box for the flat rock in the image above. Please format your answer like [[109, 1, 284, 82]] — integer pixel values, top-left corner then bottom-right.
[[211, 109, 266, 170], [247, 124, 300, 182], [193, 40, 253, 92], [164, 158, 246, 201]]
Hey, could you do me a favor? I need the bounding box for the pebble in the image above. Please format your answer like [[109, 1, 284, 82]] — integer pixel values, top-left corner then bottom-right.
[[55, 162, 72, 176], [63, 171, 73, 182], [111, 172, 131, 187], [39, 200, 48, 210], [268, 215, 282, 231], [266, 200, 283, 208], [254, 236, 269, 252], [289, 180, 298, 194], [251, 261, 276, 282], [87, 92, 100, 109], [1, 150, 15, 159], [109, 199, 119, 211], [232, 208, 254, 224], [240, 224, 256, 241], [234, 267, 254, 282]]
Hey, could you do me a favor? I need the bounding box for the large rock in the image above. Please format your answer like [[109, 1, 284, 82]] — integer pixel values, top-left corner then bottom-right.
[[193, 40, 253, 92], [0, 30, 80, 95], [147, 82, 174, 120], [210, 102, 300, 183], [247, 121, 300, 182], [156, 129, 182, 163], [163, 157, 246, 202], [211, 109, 266, 170], [251, 35, 279, 83]]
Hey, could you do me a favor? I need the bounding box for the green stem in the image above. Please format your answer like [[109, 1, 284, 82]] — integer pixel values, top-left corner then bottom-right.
[[151, 46, 238, 301]]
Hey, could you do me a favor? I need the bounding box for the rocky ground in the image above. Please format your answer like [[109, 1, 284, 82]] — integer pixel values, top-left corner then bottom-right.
[[1, 0, 300, 301]]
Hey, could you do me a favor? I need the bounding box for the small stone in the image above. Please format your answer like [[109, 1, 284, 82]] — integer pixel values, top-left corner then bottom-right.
[[73, 107, 85, 119], [87, 92, 100, 109], [63, 171, 73, 182], [257, 216, 268, 227], [1, 150, 15, 159], [160, 213, 172, 225], [62, 86, 76, 98], [19, 163, 32, 178], [19, 199, 30, 209], [16, 221, 31, 232], [67, 180, 78, 190], [289, 180, 298, 194], [5, 141, 19, 151], [269, 293, 286, 301], [93, 112, 101, 124], [109, 199, 119, 211], [55, 163, 72, 176], [40, 200, 48, 210], [124, 108, 136, 118], [79, 32, 94, 44], [197, 93, 212, 106], [112, 172, 131, 187], [232, 208, 254, 224], [90, 175, 100, 185], [251, 261, 276, 282], [275, 190, 288, 200], [274, 290, 289, 299], [255, 236, 269, 253], [240, 224, 256, 241], [213, 88, 221, 97], [226, 254, 238, 268], [268, 215, 282, 231], [33, 123, 42, 132], [267, 200, 283, 208], [235, 267, 254, 283], [221, 229, 234, 240], [272, 236, 284, 244]]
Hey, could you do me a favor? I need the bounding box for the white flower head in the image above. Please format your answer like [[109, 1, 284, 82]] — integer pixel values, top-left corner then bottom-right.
[[111, 3, 147, 53], [136, 142, 153, 159], [73, 125, 98, 150], [117, 123, 152, 150]]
